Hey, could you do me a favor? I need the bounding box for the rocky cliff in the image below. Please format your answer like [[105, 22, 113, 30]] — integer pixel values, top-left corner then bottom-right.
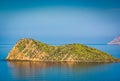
[[6, 38, 120, 62]]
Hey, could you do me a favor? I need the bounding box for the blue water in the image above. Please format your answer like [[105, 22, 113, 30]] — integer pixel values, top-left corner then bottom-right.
[[0, 45, 120, 81]]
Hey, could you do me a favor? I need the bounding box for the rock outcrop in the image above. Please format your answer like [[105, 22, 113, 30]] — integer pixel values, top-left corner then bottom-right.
[[6, 38, 120, 62]]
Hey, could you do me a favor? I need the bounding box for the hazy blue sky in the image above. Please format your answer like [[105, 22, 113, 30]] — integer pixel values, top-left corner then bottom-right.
[[0, 0, 120, 45]]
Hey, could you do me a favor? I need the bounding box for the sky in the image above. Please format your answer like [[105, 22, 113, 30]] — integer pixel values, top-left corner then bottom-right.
[[0, 0, 120, 45]]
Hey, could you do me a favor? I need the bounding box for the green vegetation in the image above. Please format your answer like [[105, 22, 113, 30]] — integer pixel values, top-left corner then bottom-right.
[[17, 40, 26, 51], [6, 38, 120, 62]]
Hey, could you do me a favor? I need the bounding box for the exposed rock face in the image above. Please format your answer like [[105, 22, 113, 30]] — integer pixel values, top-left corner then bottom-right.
[[6, 38, 120, 62], [108, 35, 120, 45]]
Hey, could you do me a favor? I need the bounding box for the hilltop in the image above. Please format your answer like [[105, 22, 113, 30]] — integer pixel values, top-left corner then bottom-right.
[[6, 38, 120, 62]]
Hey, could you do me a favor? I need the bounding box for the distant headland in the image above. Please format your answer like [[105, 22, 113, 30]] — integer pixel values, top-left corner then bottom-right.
[[108, 35, 120, 45], [6, 38, 120, 62]]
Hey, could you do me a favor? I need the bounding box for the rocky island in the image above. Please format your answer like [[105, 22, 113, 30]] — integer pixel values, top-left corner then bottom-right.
[[6, 38, 120, 62], [108, 35, 120, 45]]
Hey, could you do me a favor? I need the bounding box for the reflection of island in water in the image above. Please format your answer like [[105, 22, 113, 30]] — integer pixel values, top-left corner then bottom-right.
[[7, 61, 110, 81]]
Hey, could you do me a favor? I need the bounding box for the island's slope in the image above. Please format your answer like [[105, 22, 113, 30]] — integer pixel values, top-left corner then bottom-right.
[[6, 38, 120, 62], [108, 35, 120, 45]]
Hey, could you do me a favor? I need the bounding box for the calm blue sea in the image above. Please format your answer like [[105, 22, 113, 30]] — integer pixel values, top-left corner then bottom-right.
[[0, 44, 120, 81]]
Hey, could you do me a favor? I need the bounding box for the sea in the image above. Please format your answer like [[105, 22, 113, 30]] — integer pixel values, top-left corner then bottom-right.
[[0, 44, 120, 81]]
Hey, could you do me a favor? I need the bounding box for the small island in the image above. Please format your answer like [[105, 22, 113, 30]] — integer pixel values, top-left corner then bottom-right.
[[6, 38, 120, 62]]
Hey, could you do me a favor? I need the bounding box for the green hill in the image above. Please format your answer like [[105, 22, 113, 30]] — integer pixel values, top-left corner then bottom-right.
[[6, 38, 120, 62]]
